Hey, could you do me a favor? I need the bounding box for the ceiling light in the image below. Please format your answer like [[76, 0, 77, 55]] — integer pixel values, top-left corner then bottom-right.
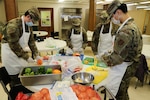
[[96, 1, 104, 4], [140, 1, 150, 4], [136, 6, 149, 9], [58, 0, 64, 2], [127, 3, 138, 6]]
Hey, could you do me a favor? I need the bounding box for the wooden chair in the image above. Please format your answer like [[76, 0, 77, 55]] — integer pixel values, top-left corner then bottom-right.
[[0, 67, 33, 100]]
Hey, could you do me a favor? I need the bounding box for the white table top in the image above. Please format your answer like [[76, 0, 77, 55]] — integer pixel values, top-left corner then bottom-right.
[[25, 38, 67, 52], [33, 31, 48, 37]]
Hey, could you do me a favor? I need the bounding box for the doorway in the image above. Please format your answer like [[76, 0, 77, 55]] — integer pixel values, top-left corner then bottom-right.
[[38, 8, 54, 37]]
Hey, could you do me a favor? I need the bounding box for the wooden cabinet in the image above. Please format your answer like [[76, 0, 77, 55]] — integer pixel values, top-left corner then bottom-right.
[[60, 8, 82, 40]]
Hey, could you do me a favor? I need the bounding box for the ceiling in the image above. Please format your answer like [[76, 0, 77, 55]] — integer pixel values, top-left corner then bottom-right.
[[19, 0, 150, 10], [19, 0, 150, 4]]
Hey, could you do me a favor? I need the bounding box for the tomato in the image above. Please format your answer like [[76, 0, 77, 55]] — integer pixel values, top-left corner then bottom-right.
[[78, 92, 87, 99], [40, 88, 49, 96], [29, 92, 43, 100], [15, 92, 24, 100], [45, 93, 51, 100], [21, 94, 30, 100], [71, 84, 79, 91], [37, 59, 43, 65], [87, 88, 96, 97], [43, 56, 49, 60], [90, 97, 100, 100], [78, 85, 87, 92]]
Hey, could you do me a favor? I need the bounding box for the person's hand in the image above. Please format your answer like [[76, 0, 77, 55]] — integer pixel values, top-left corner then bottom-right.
[[36, 56, 42, 60], [27, 57, 35, 63], [73, 48, 78, 52]]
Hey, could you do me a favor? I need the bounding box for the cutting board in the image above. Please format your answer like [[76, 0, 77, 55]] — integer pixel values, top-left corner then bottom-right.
[[85, 66, 108, 84]]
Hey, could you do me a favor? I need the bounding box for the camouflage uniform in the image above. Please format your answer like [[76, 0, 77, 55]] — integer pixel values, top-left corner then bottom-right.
[[1, 7, 40, 87], [66, 18, 88, 50], [102, 18, 143, 100], [1, 17, 38, 60], [91, 22, 118, 55]]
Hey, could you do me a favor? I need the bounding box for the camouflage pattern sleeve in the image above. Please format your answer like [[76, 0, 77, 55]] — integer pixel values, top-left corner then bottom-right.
[[28, 27, 39, 58], [91, 23, 101, 55], [6, 22, 29, 60], [66, 28, 73, 48], [102, 31, 131, 66], [82, 27, 88, 49], [102, 20, 143, 66]]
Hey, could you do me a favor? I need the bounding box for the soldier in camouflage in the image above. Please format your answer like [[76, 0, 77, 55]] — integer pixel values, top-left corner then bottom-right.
[[0, 21, 4, 62], [91, 10, 119, 57], [1, 7, 40, 87], [66, 18, 88, 54], [97, 0, 143, 100]]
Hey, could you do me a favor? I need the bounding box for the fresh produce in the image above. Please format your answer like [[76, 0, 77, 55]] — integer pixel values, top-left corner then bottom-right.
[[15, 92, 30, 100], [29, 88, 50, 100], [52, 69, 61, 74], [71, 84, 101, 100], [37, 66, 45, 74], [37, 59, 43, 65], [24, 68, 34, 76], [46, 68, 52, 74], [43, 56, 49, 60], [25, 68, 32, 74], [23, 66, 61, 76]]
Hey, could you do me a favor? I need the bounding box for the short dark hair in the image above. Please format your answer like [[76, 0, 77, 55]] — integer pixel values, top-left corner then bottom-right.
[[24, 11, 32, 19], [114, 3, 128, 14]]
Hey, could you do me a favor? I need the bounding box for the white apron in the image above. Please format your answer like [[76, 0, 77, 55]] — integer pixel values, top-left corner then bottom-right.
[[98, 22, 113, 56], [70, 27, 84, 54], [2, 16, 30, 75], [95, 17, 133, 96]]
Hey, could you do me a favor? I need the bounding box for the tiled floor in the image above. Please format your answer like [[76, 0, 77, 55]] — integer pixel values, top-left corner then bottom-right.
[[0, 46, 150, 100]]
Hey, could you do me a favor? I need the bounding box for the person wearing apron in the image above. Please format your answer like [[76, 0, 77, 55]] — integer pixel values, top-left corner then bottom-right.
[[91, 10, 119, 57], [66, 18, 88, 54], [95, 1, 143, 100], [1, 7, 40, 87]]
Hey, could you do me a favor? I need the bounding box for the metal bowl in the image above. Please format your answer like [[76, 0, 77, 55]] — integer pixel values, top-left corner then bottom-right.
[[71, 72, 94, 85]]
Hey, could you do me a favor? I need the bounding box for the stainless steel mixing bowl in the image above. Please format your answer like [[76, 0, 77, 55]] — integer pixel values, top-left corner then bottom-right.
[[71, 72, 94, 85]]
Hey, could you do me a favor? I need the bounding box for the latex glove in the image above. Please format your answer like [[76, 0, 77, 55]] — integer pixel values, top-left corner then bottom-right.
[[27, 57, 35, 63], [36, 56, 42, 60], [73, 48, 78, 52]]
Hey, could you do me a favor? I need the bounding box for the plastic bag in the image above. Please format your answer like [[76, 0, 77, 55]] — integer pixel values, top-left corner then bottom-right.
[[45, 37, 56, 48]]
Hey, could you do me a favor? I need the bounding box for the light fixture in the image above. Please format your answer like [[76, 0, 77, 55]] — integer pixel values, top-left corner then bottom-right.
[[58, 0, 64, 2], [96, 0, 113, 4], [96, 1, 104, 4], [127, 3, 138, 6], [136, 6, 149, 9], [139, 1, 150, 4]]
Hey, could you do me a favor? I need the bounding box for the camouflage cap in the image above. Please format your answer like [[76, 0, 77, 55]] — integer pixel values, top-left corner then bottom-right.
[[72, 18, 81, 26], [99, 10, 110, 24], [27, 7, 40, 22], [107, 0, 121, 19], [100, 10, 109, 19]]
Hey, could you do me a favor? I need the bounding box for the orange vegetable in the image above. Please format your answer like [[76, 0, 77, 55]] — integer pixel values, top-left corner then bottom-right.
[[52, 69, 61, 74], [37, 59, 43, 65]]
